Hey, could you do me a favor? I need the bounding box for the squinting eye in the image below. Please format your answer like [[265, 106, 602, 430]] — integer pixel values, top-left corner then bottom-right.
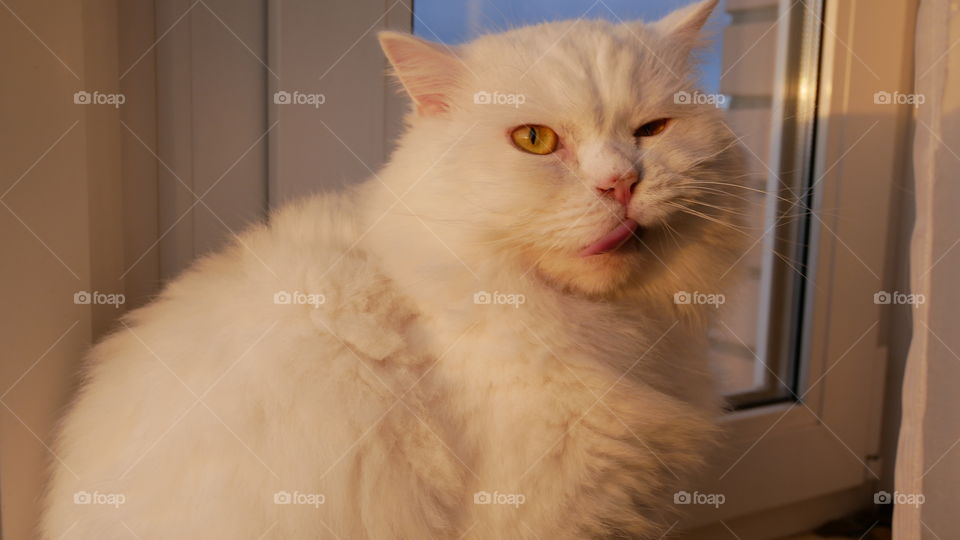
[[634, 118, 670, 138], [510, 125, 558, 155]]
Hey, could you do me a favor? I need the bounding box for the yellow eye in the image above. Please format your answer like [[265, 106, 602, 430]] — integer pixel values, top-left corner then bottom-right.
[[510, 125, 558, 155], [634, 118, 670, 138]]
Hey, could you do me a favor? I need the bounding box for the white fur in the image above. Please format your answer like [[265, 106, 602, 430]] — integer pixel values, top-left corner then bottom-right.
[[42, 1, 748, 538]]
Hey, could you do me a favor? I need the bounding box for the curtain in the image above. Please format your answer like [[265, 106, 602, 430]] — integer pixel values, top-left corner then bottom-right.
[[894, 1, 960, 538]]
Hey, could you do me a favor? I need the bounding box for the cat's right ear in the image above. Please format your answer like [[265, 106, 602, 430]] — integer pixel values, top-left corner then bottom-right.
[[653, 0, 718, 40], [649, 0, 718, 57], [378, 32, 463, 116]]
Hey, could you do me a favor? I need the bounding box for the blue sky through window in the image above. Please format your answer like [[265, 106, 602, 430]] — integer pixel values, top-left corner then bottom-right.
[[412, 0, 729, 94]]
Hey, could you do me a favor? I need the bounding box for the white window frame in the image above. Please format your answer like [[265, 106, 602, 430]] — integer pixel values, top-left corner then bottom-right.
[[686, 0, 915, 531]]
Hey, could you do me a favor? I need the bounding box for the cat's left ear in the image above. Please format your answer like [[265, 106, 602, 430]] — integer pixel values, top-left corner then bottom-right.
[[652, 0, 718, 45], [378, 31, 463, 116]]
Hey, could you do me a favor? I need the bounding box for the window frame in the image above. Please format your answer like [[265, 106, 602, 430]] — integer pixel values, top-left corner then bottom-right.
[[685, 0, 913, 526]]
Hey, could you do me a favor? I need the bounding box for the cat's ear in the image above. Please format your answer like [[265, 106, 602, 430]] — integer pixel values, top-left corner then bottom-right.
[[378, 31, 463, 116], [653, 0, 718, 43]]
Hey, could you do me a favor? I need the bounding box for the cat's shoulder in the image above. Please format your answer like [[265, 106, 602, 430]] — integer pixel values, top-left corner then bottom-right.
[[265, 189, 366, 255], [266, 190, 420, 362], [150, 189, 416, 362]]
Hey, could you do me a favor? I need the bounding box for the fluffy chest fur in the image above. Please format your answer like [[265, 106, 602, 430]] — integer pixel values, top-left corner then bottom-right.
[[415, 308, 718, 538]]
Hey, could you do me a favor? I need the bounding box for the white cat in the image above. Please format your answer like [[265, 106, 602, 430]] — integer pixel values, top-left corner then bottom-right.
[[42, 0, 747, 537]]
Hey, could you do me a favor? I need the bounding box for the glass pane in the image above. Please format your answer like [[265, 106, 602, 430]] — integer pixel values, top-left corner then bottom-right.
[[414, 0, 821, 406]]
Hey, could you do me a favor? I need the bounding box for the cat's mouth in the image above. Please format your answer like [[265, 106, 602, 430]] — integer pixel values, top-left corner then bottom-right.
[[579, 219, 641, 257]]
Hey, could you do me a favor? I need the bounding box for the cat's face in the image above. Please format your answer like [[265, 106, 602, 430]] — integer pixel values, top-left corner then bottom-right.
[[379, 0, 743, 297]]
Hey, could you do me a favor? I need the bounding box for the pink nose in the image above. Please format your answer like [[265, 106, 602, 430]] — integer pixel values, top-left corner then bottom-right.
[[596, 171, 639, 206]]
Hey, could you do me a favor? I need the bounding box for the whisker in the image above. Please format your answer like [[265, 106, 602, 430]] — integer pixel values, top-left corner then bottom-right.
[[693, 181, 808, 206], [664, 201, 749, 235], [676, 197, 752, 217], [661, 221, 683, 250], [686, 134, 746, 168]]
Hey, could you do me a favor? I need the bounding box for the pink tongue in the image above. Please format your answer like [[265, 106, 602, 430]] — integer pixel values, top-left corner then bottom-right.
[[580, 219, 639, 257]]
